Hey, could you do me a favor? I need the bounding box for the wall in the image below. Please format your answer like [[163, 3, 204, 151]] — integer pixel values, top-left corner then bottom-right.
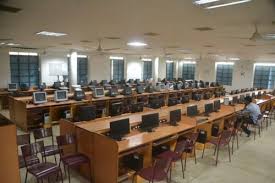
[[87, 54, 111, 81], [0, 50, 10, 88], [126, 57, 142, 80]]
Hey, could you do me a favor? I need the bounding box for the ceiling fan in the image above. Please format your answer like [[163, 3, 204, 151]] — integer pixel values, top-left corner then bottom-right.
[[90, 39, 120, 55], [0, 0, 21, 13]]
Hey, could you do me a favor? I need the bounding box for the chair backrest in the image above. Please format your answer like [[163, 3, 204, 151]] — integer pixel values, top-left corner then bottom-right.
[[17, 134, 31, 146], [21, 141, 45, 158], [185, 132, 199, 149], [219, 130, 232, 145], [56, 134, 77, 155], [33, 127, 53, 140], [153, 157, 172, 174], [174, 140, 186, 154]]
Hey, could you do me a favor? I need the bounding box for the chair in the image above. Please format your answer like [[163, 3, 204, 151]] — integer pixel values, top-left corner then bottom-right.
[[157, 140, 186, 179], [202, 130, 232, 166], [231, 117, 243, 154], [21, 141, 63, 183], [33, 127, 59, 163], [249, 114, 262, 140], [183, 132, 199, 170], [56, 134, 92, 183], [133, 157, 172, 183], [17, 133, 39, 169]]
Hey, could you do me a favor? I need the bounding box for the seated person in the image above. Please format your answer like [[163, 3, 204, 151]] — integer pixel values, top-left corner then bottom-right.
[[241, 96, 261, 137]]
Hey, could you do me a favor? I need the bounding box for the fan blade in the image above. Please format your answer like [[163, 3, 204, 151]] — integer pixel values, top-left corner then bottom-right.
[[103, 48, 120, 51], [0, 4, 22, 13]]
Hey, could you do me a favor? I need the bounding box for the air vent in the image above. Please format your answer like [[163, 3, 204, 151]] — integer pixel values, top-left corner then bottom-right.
[[144, 32, 160, 37], [194, 27, 214, 31], [104, 37, 120, 40], [204, 45, 214, 48], [11, 47, 38, 50], [61, 43, 72, 46]]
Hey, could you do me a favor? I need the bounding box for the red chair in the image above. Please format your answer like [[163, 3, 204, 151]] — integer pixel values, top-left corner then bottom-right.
[[33, 127, 59, 163], [56, 134, 92, 183], [202, 130, 232, 166], [157, 140, 186, 179], [183, 132, 199, 170], [133, 157, 173, 183], [21, 141, 63, 183], [17, 133, 40, 169]]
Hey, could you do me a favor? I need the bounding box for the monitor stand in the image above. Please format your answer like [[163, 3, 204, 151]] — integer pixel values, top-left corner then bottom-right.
[[170, 121, 179, 126], [110, 134, 123, 141]]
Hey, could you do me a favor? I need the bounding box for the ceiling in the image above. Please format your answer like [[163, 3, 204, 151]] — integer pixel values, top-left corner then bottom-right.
[[1, 0, 275, 60]]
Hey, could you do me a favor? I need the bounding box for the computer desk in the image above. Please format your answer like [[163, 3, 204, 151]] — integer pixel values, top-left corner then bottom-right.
[[59, 94, 275, 183]]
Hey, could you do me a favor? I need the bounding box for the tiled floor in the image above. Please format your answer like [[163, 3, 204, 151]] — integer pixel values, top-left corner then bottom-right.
[[8, 108, 275, 183]]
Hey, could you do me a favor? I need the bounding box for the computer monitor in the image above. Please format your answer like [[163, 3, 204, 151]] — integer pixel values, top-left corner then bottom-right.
[[239, 95, 245, 103], [181, 95, 190, 104], [8, 83, 17, 91], [170, 109, 181, 126], [110, 102, 123, 116], [110, 118, 130, 141], [193, 93, 201, 101], [33, 92, 47, 104], [101, 80, 108, 85], [131, 102, 144, 113], [168, 83, 174, 90], [93, 88, 105, 98], [205, 82, 210, 88], [213, 100, 221, 112], [20, 83, 30, 91], [136, 85, 144, 94], [160, 83, 165, 90], [145, 85, 154, 93], [252, 92, 256, 98], [123, 86, 132, 95], [54, 90, 68, 102], [232, 96, 238, 105], [141, 113, 159, 132], [149, 97, 162, 109], [204, 103, 214, 116], [53, 82, 62, 89], [224, 97, 230, 105], [77, 105, 96, 121], [109, 87, 118, 97], [168, 98, 178, 106], [135, 79, 141, 84], [187, 105, 198, 117], [74, 89, 85, 101]]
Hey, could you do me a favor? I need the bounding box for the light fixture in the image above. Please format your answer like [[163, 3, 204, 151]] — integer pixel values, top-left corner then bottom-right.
[[127, 41, 147, 47], [166, 60, 174, 63], [216, 62, 235, 65], [67, 54, 87, 58], [6, 43, 20, 46], [194, 0, 220, 5], [110, 56, 124, 60], [254, 63, 275, 67], [9, 52, 38, 56], [229, 57, 240, 61], [182, 61, 196, 64], [141, 58, 152, 61], [183, 57, 193, 60], [206, 0, 252, 9], [36, 31, 67, 37], [0, 42, 5, 45]]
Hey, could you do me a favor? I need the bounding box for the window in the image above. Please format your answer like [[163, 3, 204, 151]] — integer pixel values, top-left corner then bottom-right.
[[143, 61, 152, 80], [166, 62, 174, 80], [77, 57, 88, 85], [216, 62, 234, 86], [253, 64, 275, 89], [182, 63, 196, 80], [111, 59, 124, 81], [10, 52, 40, 87]]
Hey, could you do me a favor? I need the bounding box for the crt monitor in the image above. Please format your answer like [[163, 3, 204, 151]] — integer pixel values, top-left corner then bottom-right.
[[8, 83, 17, 91], [123, 86, 132, 95], [170, 109, 181, 126], [33, 92, 47, 104], [110, 102, 123, 116], [77, 105, 96, 121], [54, 90, 68, 102], [141, 113, 159, 132], [204, 103, 214, 115], [74, 89, 85, 101], [187, 105, 198, 117], [213, 100, 221, 112], [109, 118, 130, 140], [93, 88, 105, 98], [109, 87, 118, 97], [136, 85, 144, 94], [239, 95, 245, 103]]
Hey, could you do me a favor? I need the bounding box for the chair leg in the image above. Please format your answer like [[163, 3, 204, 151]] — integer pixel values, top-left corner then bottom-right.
[[228, 144, 231, 162], [236, 133, 239, 149], [54, 154, 57, 164], [215, 146, 220, 166], [194, 149, 197, 164], [213, 145, 217, 156], [24, 170, 28, 183], [202, 143, 206, 159], [63, 164, 67, 177], [180, 159, 185, 179], [184, 154, 187, 171], [231, 135, 235, 155], [68, 167, 71, 183]]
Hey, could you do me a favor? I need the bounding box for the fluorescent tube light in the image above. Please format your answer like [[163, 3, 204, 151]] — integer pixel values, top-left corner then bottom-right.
[[254, 63, 275, 67], [206, 0, 252, 9], [0, 42, 5, 45], [166, 60, 174, 63], [182, 61, 196, 64], [127, 41, 147, 47], [141, 58, 152, 61], [183, 57, 193, 60], [216, 62, 235, 65], [36, 31, 67, 37], [229, 57, 240, 61], [110, 56, 124, 60], [194, 0, 220, 5], [9, 52, 38, 56], [7, 43, 20, 46]]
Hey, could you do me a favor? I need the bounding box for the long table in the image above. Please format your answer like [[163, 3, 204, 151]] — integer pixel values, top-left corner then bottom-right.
[[59, 90, 274, 183]]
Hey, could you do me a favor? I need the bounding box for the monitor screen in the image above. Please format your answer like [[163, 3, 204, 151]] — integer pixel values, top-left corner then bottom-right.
[[136, 85, 144, 94], [141, 113, 159, 130], [77, 105, 96, 121], [110, 87, 118, 96], [232, 96, 238, 104], [95, 88, 104, 96], [124, 86, 132, 95], [170, 109, 181, 124], [110, 102, 123, 116], [8, 83, 17, 91], [160, 84, 165, 90], [33, 92, 47, 104], [55, 90, 68, 101], [168, 83, 174, 89], [205, 103, 214, 114], [214, 100, 221, 111], [110, 118, 130, 137], [187, 105, 198, 117]]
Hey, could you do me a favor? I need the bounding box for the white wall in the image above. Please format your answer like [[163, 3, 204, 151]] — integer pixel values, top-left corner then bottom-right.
[[87, 54, 111, 81], [126, 58, 142, 80], [0, 50, 10, 88]]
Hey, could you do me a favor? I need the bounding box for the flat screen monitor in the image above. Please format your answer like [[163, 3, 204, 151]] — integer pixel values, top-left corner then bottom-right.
[[131, 102, 144, 113], [141, 113, 159, 131], [94, 88, 105, 98], [53, 82, 61, 89], [54, 90, 68, 102], [145, 85, 154, 93], [77, 105, 96, 121], [187, 105, 198, 117], [239, 95, 245, 103], [232, 96, 238, 104], [160, 84, 165, 90], [33, 92, 47, 104], [110, 102, 123, 116], [170, 109, 181, 126], [101, 80, 108, 85], [214, 100, 221, 111], [109, 87, 118, 97], [8, 83, 17, 91], [110, 118, 130, 140], [252, 92, 256, 98], [205, 103, 214, 115]]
